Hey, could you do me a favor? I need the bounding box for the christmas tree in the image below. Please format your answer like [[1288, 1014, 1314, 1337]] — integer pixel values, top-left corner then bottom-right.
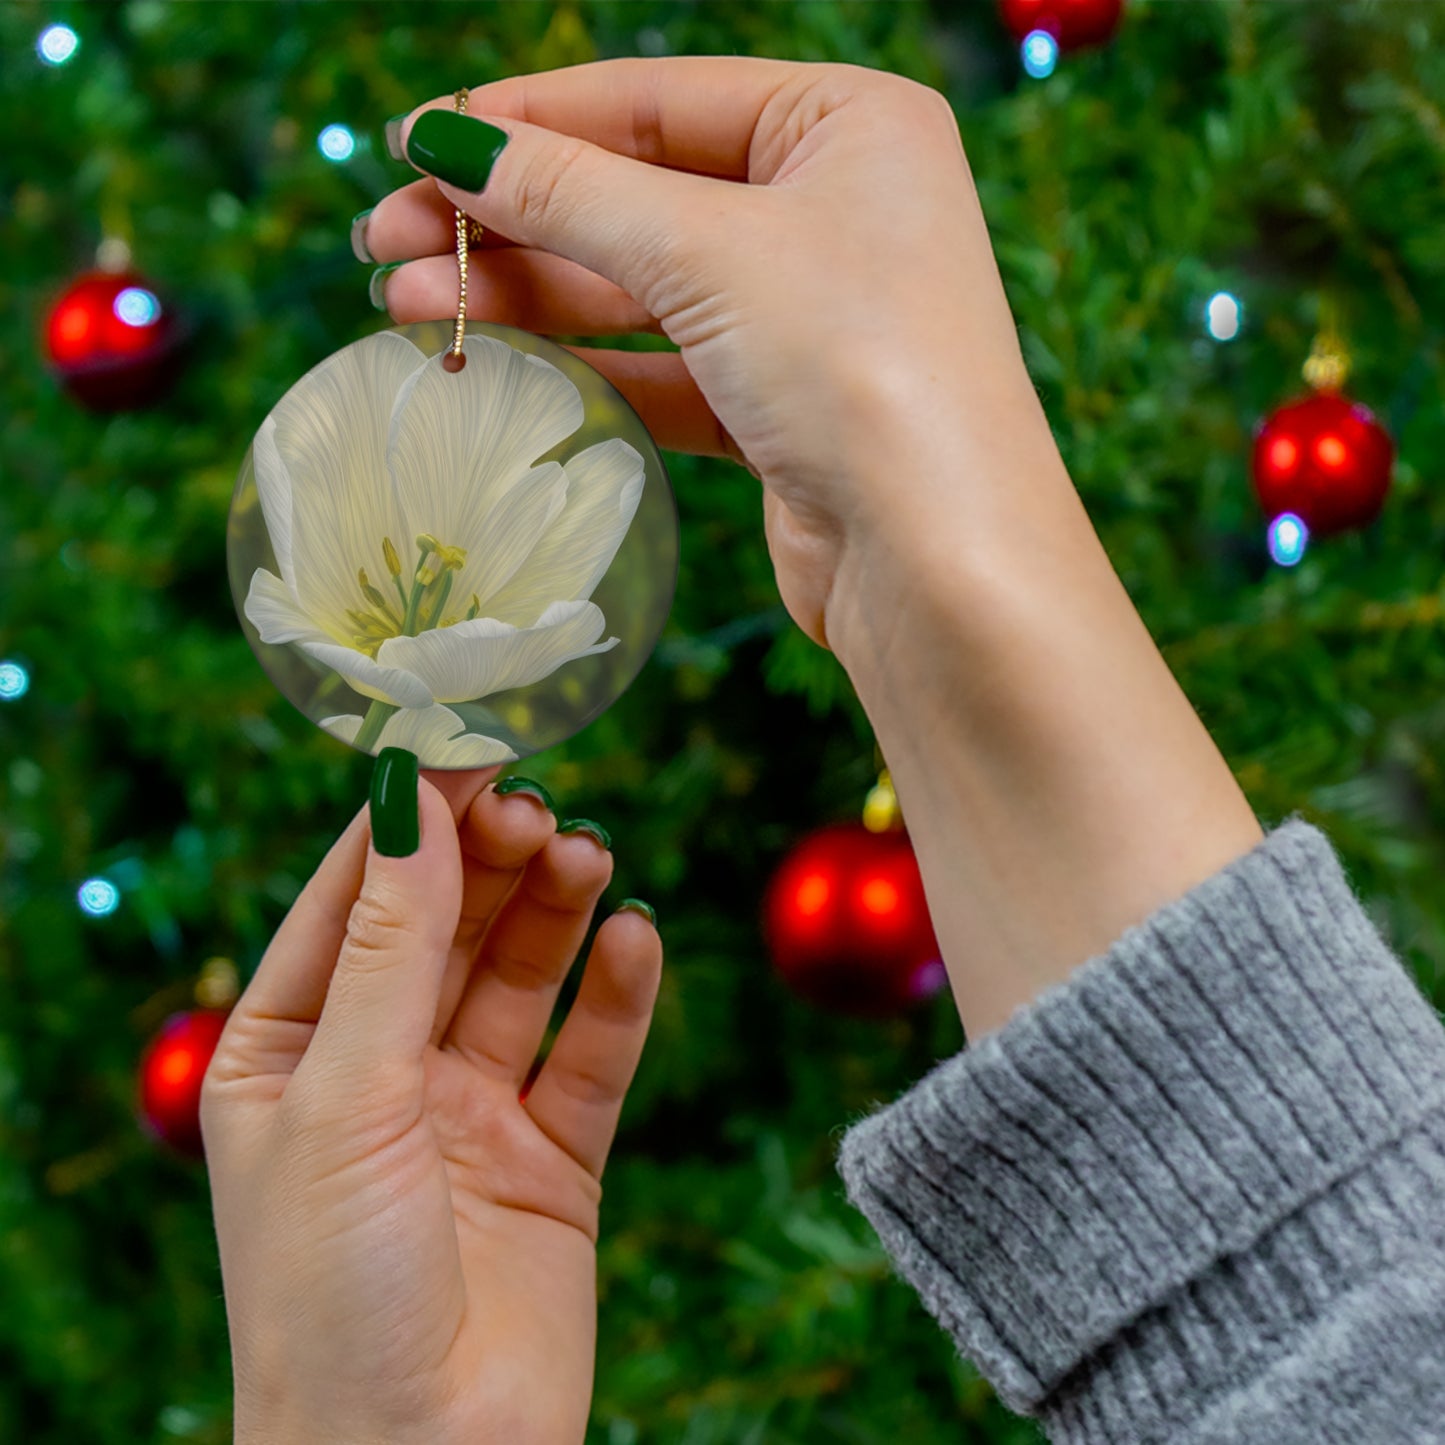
[[2, 3, 1443, 1442]]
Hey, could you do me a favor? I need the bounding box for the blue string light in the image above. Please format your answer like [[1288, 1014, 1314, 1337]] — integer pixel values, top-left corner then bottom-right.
[[1268, 512, 1309, 567], [318, 124, 356, 162], [114, 287, 162, 328], [1205, 291, 1243, 342], [0, 661, 29, 700], [1022, 30, 1059, 79], [78, 878, 121, 917], [37, 24, 79, 66]]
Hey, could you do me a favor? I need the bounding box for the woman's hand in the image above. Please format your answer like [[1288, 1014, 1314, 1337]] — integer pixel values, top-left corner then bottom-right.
[[201, 762, 662, 1445], [361, 56, 1056, 659], [362, 59, 1262, 1041]]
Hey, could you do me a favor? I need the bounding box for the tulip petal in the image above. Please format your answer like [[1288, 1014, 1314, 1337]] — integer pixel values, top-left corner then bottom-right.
[[386, 334, 584, 548], [453, 461, 568, 609], [321, 704, 518, 766], [375, 598, 617, 705], [244, 568, 329, 646], [275, 331, 424, 637], [483, 438, 646, 627], [251, 418, 295, 588], [295, 638, 434, 709]]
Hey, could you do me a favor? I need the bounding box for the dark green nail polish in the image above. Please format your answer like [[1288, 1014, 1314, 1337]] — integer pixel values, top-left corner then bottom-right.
[[617, 898, 656, 926], [493, 775, 556, 812], [350, 208, 375, 263], [369, 261, 403, 311], [558, 818, 611, 851], [370, 747, 419, 857], [384, 113, 409, 161], [405, 110, 510, 192]]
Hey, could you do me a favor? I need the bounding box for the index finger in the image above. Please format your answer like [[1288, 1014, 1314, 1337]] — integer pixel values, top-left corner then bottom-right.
[[407, 54, 809, 181]]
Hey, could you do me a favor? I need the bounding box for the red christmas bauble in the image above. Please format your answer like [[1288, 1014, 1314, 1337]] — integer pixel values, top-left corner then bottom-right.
[[998, 0, 1124, 49], [762, 822, 945, 1017], [1251, 392, 1394, 537], [44, 269, 182, 411], [137, 1009, 230, 1157]]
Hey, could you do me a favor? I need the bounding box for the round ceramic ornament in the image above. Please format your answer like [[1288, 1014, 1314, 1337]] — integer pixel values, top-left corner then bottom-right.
[[227, 318, 678, 768]]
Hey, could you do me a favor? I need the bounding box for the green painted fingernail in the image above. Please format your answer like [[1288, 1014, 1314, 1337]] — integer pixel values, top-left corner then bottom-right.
[[493, 775, 556, 812], [369, 261, 403, 311], [370, 747, 419, 857], [384, 113, 409, 162], [617, 898, 656, 926], [558, 818, 611, 851], [350, 208, 375, 264], [405, 110, 510, 192]]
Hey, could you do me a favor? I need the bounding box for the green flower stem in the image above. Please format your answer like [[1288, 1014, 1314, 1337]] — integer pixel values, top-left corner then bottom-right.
[[354, 699, 400, 753]]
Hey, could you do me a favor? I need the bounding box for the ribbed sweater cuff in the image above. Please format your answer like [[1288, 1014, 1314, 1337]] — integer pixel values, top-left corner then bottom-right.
[[835, 818, 1445, 1432]]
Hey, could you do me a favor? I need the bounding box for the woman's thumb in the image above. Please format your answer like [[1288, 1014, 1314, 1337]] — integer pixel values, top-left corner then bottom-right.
[[397, 106, 728, 312], [304, 750, 463, 1087]]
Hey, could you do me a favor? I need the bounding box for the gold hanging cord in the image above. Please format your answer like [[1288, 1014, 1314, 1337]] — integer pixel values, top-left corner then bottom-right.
[[443, 88, 480, 373]]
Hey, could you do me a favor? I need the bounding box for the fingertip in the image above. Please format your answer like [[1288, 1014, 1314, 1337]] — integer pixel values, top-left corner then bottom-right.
[[417, 772, 462, 845], [599, 903, 665, 979], [384, 111, 411, 163], [614, 897, 657, 929], [369, 746, 420, 858], [420, 764, 506, 826], [450, 777, 553, 876], [591, 907, 665, 1010]]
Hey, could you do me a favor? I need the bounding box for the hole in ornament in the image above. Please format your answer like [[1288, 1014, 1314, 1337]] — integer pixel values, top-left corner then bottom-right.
[[442, 350, 467, 374]]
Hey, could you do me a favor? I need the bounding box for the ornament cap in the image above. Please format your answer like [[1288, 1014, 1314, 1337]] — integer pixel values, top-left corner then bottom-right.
[[863, 767, 903, 833], [1302, 331, 1350, 392], [95, 236, 133, 273], [195, 956, 240, 1010]]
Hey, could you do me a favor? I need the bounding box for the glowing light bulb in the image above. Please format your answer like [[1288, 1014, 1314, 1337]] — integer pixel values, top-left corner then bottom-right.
[[1021, 30, 1059, 79], [1205, 291, 1242, 341], [78, 877, 121, 917], [114, 287, 161, 327], [318, 124, 356, 162], [1267, 512, 1309, 567], [0, 661, 29, 700], [38, 24, 79, 66]]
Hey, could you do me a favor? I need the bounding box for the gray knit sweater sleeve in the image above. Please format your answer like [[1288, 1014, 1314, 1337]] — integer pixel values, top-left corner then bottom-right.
[[835, 819, 1445, 1443]]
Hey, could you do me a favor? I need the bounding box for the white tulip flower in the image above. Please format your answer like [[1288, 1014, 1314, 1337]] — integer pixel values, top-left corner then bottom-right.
[[243, 330, 645, 754]]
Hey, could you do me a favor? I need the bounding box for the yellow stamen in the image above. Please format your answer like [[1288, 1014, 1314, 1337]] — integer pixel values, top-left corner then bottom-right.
[[357, 570, 396, 614], [466, 593, 481, 620], [437, 543, 468, 570], [382, 537, 402, 578], [346, 609, 393, 638], [417, 564, 437, 587]]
